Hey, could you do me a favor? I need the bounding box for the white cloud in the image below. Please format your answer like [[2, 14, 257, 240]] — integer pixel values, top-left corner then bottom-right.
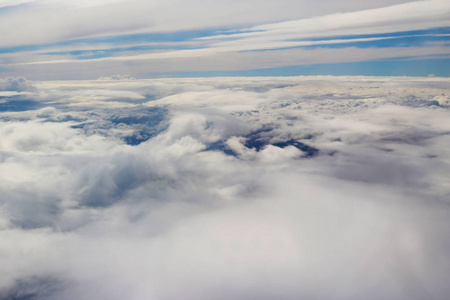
[[4, 0, 450, 80], [0, 0, 416, 49], [9, 0, 450, 72], [0, 0, 36, 9], [0, 76, 450, 299], [242, 0, 450, 39], [0, 1, 447, 80]]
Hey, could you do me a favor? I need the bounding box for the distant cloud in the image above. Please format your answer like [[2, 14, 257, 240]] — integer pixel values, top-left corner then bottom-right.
[[0, 0, 416, 49], [97, 75, 136, 81], [19, 1, 450, 65], [1, 0, 449, 78], [0, 77, 33, 92]]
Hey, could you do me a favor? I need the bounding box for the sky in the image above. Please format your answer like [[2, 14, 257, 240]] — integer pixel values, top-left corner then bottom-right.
[[1, 75, 450, 299], [1, 1, 450, 299], [0, 0, 449, 79]]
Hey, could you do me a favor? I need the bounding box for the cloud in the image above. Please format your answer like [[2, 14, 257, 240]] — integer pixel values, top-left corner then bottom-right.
[[2, 0, 449, 79], [11, 1, 450, 67], [0, 0, 415, 49], [0, 0, 36, 9], [0, 76, 450, 299], [7, 44, 450, 80], [228, 0, 450, 41], [0, 77, 33, 92], [97, 75, 136, 81]]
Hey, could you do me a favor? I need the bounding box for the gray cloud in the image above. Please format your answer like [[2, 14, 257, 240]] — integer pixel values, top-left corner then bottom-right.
[[97, 75, 136, 81], [0, 76, 450, 299], [0, 77, 33, 92], [0, 0, 416, 49], [3, 1, 449, 80]]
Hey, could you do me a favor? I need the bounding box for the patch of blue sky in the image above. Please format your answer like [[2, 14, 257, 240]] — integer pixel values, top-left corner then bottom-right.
[[301, 35, 450, 50], [0, 44, 48, 55], [153, 57, 450, 78], [0, 27, 239, 55], [239, 33, 450, 53], [0, 2, 32, 16], [3, 26, 449, 57], [40, 43, 197, 59], [383, 53, 450, 61], [75, 52, 113, 60], [79, 29, 222, 44]]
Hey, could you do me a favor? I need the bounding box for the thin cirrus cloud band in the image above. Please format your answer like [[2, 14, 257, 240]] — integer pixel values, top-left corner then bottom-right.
[[6, 0, 450, 66]]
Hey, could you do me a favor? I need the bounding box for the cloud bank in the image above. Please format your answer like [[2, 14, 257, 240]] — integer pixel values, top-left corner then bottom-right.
[[0, 75, 449, 299]]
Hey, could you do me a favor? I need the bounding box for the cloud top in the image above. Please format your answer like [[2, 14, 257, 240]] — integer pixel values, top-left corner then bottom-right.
[[0, 76, 450, 299]]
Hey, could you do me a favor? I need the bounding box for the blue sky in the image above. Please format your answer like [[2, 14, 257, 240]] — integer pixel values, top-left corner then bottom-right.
[[0, 0, 449, 79]]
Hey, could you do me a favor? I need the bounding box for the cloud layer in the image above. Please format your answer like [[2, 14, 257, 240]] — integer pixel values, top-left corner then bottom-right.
[[0, 0, 416, 48], [0, 75, 450, 299], [1, 0, 449, 78]]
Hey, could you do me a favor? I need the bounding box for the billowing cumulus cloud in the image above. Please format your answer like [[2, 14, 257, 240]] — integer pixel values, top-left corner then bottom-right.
[[0, 75, 449, 299]]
